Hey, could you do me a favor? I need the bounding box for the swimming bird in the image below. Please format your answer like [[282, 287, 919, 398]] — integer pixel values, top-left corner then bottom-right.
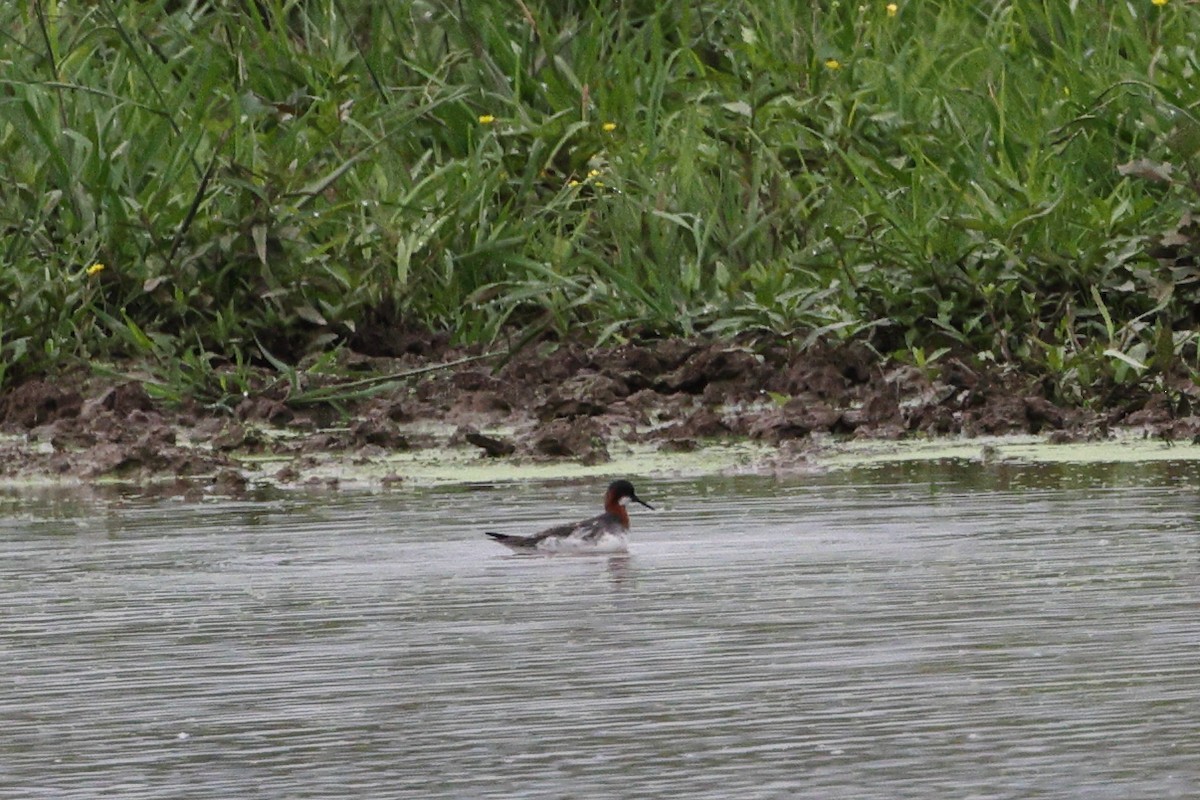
[[484, 479, 654, 554]]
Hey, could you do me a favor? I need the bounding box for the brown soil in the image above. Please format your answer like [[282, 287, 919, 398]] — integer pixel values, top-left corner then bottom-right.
[[1, 336, 1196, 488]]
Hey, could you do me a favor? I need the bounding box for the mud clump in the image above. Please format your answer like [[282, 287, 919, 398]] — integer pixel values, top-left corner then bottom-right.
[[209, 422, 263, 452], [236, 396, 295, 425], [0, 381, 82, 429], [462, 429, 516, 457], [537, 374, 629, 421], [350, 417, 409, 449], [526, 418, 610, 464], [748, 400, 847, 443], [663, 408, 730, 439], [660, 345, 764, 395]]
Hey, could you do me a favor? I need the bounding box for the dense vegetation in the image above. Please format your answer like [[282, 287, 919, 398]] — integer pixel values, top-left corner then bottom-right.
[[2, 0, 1199, 403]]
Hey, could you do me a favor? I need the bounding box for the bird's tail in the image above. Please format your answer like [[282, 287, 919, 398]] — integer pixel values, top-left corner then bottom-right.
[[484, 531, 535, 551]]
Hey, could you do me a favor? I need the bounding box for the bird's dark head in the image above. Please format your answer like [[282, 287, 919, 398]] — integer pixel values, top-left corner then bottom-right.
[[605, 479, 654, 511]]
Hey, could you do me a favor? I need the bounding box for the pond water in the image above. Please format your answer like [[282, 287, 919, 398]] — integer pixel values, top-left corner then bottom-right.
[[3, 460, 1200, 799]]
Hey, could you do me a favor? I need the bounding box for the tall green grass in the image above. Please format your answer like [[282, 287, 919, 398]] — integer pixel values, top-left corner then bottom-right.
[[1, 0, 1198, 400]]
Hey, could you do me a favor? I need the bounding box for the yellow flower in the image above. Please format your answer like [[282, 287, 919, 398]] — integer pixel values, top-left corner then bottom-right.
[[588, 169, 601, 178], [86, 262, 105, 277], [567, 179, 580, 187], [1152, 0, 1167, 5], [478, 114, 496, 124], [602, 122, 617, 132], [886, 3, 898, 15], [824, 59, 842, 70]]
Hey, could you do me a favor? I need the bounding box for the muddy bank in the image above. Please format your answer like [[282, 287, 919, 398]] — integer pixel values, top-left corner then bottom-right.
[[1, 337, 1197, 489]]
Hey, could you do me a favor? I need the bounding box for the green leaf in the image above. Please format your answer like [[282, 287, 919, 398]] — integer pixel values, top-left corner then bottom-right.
[[1102, 348, 1147, 372]]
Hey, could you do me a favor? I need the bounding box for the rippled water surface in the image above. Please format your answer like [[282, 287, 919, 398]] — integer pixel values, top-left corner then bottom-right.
[[4, 460, 1200, 799]]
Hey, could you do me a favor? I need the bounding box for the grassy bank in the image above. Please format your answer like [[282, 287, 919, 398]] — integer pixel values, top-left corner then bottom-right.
[[2, 0, 1198, 404]]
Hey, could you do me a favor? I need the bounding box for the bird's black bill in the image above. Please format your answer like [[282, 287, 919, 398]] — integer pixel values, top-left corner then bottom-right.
[[633, 496, 654, 510]]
